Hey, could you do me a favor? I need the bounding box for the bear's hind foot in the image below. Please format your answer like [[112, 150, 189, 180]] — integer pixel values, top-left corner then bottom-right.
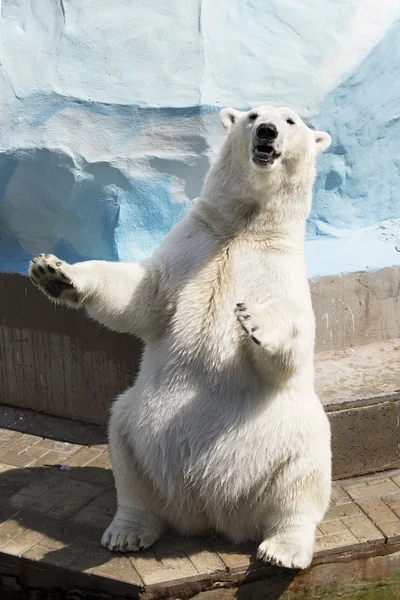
[[257, 527, 315, 569], [101, 509, 163, 553]]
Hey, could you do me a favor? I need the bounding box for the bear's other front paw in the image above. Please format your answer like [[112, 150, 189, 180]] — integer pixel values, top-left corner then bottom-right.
[[29, 254, 79, 303], [235, 303, 263, 346]]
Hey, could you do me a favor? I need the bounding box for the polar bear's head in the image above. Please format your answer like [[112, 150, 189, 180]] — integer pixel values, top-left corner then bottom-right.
[[220, 105, 331, 173]]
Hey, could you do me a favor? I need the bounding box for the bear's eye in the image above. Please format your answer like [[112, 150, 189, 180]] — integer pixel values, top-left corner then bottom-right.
[[248, 113, 258, 121], [286, 118, 296, 125]]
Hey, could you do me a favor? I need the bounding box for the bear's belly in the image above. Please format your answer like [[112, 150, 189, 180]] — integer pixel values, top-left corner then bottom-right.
[[122, 352, 306, 507]]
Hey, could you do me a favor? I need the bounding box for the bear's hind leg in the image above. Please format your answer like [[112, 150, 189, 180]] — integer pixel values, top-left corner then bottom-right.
[[256, 466, 330, 569], [102, 411, 164, 552]]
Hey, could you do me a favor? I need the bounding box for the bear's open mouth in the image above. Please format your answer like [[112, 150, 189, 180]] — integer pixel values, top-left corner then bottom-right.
[[252, 145, 281, 166]]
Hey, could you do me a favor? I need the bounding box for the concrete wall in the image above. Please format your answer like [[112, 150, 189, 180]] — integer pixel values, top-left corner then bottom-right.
[[1, 0, 400, 278]]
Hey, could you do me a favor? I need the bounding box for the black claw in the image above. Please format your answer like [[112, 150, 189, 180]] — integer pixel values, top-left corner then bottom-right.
[[251, 326, 259, 332], [56, 261, 62, 267], [45, 254, 50, 258], [243, 314, 251, 320], [236, 303, 246, 310], [47, 266, 56, 274], [251, 336, 261, 346]]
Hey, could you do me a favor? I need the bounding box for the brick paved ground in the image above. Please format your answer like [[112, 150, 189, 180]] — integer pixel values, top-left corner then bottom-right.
[[1, 428, 400, 598]]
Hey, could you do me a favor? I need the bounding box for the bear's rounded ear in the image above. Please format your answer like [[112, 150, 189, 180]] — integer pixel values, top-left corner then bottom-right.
[[314, 131, 332, 154], [220, 108, 243, 132]]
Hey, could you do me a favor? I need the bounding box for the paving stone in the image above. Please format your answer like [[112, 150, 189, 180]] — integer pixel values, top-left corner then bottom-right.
[[29, 451, 72, 467], [11, 472, 63, 500], [343, 515, 384, 544], [0, 466, 39, 502], [132, 548, 199, 586], [154, 538, 226, 576], [0, 435, 44, 467], [346, 480, 400, 500], [378, 521, 400, 544], [85, 451, 111, 470], [62, 454, 114, 487], [85, 549, 143, 586], [8, 492, 55, 513], [69, 539, 115, 573], [0, 518, 25, 545], [2, 433, 42, 448], [340, 478, 368, 490], [383, 492, 400, 517], [9, 446, 51, 468], [0, 430, 21, 444], [62, 447, 105, 468], [217, 541, 255, 573], [7, 473, 68, 513], [0, 463, 18, 474], [0, 528, 44, 556], [95, 449, 111, 464], [34, 439, 81, 454], [365, 472, 400, 486], [88, 468, 115, 489], [340, 471, 400, 488], [359, 498, 399, 526], [391, 473, 400, 487], [322, 502, 362, 521], [23, 540, 86, 567], [319, 520, 348, 536], [315, 530, 359, 554], [330, 484, 351, 505], [70, 490, 116, 529], [45, 480, 105, 520], [0, 506, 20, 526]]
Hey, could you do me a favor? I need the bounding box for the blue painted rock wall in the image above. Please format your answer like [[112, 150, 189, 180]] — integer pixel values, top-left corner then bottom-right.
[[0, 0, 399, 278]]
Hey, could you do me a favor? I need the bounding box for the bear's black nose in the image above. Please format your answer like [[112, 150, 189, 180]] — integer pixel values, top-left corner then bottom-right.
[[256, 123, 278, 141]]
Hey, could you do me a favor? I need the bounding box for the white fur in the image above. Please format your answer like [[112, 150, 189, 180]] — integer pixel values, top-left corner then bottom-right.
[[29, 105, 332, 569]]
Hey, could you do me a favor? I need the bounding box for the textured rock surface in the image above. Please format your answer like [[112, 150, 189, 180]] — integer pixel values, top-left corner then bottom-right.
[[0, 0, 399, 277]]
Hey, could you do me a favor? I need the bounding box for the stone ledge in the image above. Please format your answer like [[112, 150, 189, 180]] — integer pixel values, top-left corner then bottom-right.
[[1, 429, 400, 599]]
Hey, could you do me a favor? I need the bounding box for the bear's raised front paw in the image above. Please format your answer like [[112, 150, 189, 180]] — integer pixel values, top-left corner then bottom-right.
[[235, 303, 263, 346], [29, 254, 78, 302]]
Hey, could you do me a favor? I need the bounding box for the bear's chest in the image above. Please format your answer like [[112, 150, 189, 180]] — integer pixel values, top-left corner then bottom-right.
[[172, 245, 286, 311], [165, 245, 285, 361]]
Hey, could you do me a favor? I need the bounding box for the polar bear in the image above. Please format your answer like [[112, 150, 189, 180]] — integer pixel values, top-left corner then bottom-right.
[[29, 105, 332, 569]]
